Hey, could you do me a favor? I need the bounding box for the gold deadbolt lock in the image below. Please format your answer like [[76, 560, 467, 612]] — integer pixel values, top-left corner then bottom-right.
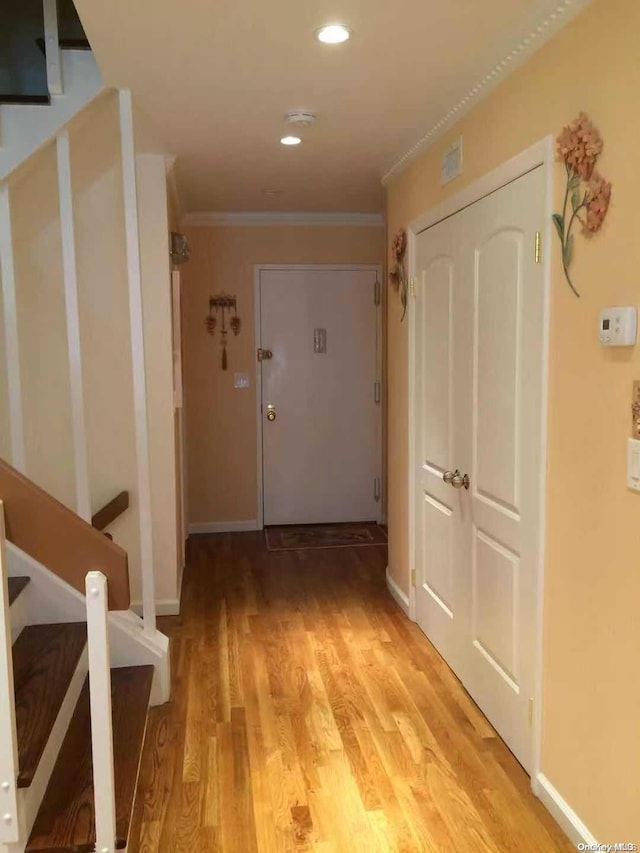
[[266, 405, 276, 422]]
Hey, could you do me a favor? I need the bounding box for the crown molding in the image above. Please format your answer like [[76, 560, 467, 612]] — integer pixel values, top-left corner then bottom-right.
[[381, 0, 593, 185], [181, 211, 385, 228]]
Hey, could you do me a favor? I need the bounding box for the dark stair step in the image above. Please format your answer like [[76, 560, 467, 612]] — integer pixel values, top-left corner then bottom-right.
[[0, 94, 50, 105], [13, 623, 87, 788], [36, 37, 91, 56], [26, 665, 154, 852], [8, 576, 30, 606]]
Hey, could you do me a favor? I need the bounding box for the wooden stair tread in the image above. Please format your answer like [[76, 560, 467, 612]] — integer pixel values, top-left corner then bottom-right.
[[8, 576, 30, 606], [13, 623, 87, 788], [27, 665, 154, 852]]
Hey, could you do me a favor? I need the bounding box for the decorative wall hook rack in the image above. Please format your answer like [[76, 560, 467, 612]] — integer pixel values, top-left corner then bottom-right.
[[206, 293, 241, 370]]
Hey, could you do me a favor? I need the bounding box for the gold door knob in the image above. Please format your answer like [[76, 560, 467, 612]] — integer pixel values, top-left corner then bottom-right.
[[266, 405, 276, 422]]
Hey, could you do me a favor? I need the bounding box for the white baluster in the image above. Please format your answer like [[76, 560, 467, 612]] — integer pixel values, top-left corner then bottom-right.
[[118, 89, 157, 636], [85, 571, 116, 853], [0, 184, 25, 473], [0, 502, 19, 843], [57, 130, 91, 521]]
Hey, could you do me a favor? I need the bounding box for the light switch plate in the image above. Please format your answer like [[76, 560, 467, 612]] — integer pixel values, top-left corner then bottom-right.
[[234, 373, 250, 389]]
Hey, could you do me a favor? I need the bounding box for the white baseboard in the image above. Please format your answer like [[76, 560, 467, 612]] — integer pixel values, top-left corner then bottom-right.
[[386, 566, 410, 616], [131, 599, 181, 617], [535, 773, 597, 847], [188, 520, 259, 534]]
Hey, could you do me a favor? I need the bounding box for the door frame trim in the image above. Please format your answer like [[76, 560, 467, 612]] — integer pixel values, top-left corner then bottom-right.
[[254, 263, 384, 530], [407, 136, 554, 791]]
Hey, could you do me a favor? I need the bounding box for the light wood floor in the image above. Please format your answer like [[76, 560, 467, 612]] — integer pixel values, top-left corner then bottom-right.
[[130, 533, 571, 852]]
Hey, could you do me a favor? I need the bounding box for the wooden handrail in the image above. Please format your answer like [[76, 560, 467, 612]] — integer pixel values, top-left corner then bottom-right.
[[0, 458, 129, 610], [91, 491, 129, 532]]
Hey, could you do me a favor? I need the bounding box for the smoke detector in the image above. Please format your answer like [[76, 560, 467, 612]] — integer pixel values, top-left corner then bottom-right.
[[285, 110, 316, 127]]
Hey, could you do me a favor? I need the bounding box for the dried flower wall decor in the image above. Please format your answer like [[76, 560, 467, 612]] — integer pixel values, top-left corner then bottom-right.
[[554, 113, 612, 297], [390, 229, 408, 321], [206, 293, 241, 370]]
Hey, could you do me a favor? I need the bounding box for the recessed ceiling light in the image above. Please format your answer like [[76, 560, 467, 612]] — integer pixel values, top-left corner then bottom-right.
[[316, 24, 351, 44], [280, 135, 302, 146]]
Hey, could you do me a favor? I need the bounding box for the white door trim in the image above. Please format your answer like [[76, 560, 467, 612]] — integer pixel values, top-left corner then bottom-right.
[[407, 136, 554, 791], [254, 264, 384, 530]]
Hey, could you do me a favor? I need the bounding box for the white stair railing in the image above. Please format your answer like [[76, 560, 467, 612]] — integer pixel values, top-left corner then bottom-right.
[[1, 81, 159, 639], [85, 571, 117, 853], [0, 501, 20, 844]]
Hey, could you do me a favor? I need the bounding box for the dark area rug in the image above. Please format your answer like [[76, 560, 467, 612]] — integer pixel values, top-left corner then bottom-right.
[[265, 522, 388, 552]]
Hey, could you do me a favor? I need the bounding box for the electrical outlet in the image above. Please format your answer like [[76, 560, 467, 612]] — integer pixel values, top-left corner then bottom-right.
[[632, 381, 640, 439]]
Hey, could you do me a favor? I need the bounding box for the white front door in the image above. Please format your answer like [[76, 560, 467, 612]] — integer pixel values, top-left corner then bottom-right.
[[413, 167, 546, 772], [259, 266, 382, 526]]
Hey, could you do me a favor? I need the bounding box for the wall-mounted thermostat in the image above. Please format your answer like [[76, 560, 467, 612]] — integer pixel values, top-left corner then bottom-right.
[[599, 307, 637, 347]]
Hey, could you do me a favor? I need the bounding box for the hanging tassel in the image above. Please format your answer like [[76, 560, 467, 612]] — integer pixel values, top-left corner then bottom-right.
[[222, 346, 228, 371]]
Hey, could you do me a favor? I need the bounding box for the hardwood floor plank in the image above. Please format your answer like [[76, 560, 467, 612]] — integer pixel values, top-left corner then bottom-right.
[[131, 532, 573, 852]]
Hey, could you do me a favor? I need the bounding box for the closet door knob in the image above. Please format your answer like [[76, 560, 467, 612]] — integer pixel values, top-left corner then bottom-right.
[[451, 470, 470, 490], [443, 469, 470, 490]]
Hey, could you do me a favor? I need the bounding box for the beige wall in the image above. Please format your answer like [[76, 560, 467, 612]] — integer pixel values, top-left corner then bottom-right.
[[386, 0, 639, 840], [182, 225, 386, 525], [11, 145, 76, 508]]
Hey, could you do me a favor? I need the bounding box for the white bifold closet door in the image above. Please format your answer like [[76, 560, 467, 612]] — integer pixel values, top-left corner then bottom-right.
[[413, 167, 546, 772]]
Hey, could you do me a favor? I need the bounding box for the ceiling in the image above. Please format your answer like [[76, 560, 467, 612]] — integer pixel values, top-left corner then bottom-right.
[[73, 0, 586, 214]]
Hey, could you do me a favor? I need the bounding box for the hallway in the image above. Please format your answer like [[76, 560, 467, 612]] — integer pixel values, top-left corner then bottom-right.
[[130, 533, 571, 852]]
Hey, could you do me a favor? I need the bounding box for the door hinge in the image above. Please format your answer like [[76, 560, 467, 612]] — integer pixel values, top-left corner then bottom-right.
[[528, 697, 534, 726], [411, 569, 416, 587], [374, 477, 381, 502], [374, 380, 381, 404], [374, 279, 381, 306], [535, 231, 542, 264]]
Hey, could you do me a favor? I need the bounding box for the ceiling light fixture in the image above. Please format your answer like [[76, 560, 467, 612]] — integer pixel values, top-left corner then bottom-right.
[[316, 24, 351, 44], [280, 135, 302, 146]]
